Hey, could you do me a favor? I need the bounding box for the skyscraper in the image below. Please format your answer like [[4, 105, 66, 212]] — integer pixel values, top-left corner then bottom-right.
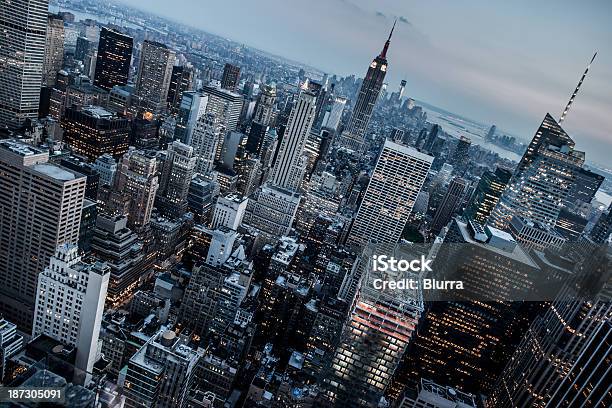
[[134, 40, 176, 113], [253, 84, 277, 126], [430, 177, 468, 234], [269, 83, 318, 192], [94, 27, 133, 91], [201, 84, 244, 161], [321, 96, 346, 133], [175, 91, 209, 144], [190, 112, 224, 175], [42, 14, 65, 87], [221, 63, 241, 92], [464, 167, 512, 225], [166, 65, 194, 113], [490, 114, 583, 230], [157, 141, 197, 217], [0, 140, 86, 329], [62, 105, 130, 161], [115, 148, 159, 230], [338, 23, 395, 151], [347, 140, 432, 250], [0, 0, 48, 129], [322, 244, 423, 407], [451, 136, 471, 175], [489, 281, 611, 407], [244, 84, 319, 239], [124, 329, 204, 408], [33, 244, 109, 372]]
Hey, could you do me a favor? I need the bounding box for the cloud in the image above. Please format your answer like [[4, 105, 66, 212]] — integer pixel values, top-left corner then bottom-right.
[[375, 11, 386, 18]]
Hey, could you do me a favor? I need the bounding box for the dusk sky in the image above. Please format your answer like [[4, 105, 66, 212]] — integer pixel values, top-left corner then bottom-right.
[[119, 0, 612, 165]]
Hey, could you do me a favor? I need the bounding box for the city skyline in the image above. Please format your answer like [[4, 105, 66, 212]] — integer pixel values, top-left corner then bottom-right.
[[117, 0, 612, 166]]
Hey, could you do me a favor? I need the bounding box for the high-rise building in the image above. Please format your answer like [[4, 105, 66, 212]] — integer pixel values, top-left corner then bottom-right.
[[62, 105, 130, 161], [451, 136, 471, 175], [464, 167, 512, 224], [430, 177, 468, 234], [190, 112, 223, 175], [347, 140, 432, 251], [489, 283, 611, 407], [221, 63, 241, 92], [396, 378, 477, 408], [94, 27, 133, 91], [115, 148, 159, 229], [0, 0, 48, 129], [94, 153, 118, 187], [42, 14, 65, 87], [422, 124, 441, 153], [398, 219, 540, 395], [321, 96, 346, 133], [175, 91, 209, 144], [90, 214, 146, 307], [490, 114, 583, 230], [253, 84, 276, 126], [244, 85, 319, 239], [201, 85, 244, 161], [166, 65, 193, 113], [0, 317, 23, 380], [156, 141, 196, 217], [124, 329, 204, 408], [211, 193, 248, 230], [0, 140, 86, 329], [338, 24, 394, 152], [269, 84, 318, 192], [32, 244, 109, 372], [134, 40, 176, 113], [322, 244, 423, 407]]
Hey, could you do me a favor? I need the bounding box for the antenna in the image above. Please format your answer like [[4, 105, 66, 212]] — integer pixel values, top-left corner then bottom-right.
[[559, 52, 597, 123]]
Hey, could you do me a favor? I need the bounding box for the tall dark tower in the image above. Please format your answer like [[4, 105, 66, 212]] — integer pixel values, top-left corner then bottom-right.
[[338, 22, 395, 152], [93, 27, 133, 91]]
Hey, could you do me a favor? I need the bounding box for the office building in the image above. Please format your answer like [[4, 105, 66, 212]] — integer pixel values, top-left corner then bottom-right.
[[201, 84, 244, 161], [321, 96, 346, 132], [489, 285, 611, 407], [190, 112, 223, 175], [115, 148, 159, 229], [211, 193, 248, 230], [124, 329, 203, 408], [166, 65, 193, 113], [157, 141, 197, 217], [221, 63, 241, 92], [94, 153, 118, 187], [451, 136, 471, 175], [347, 140, 432, 250], [90, 214, 146, 307], [253, 84, 277, 126], [0, 140, 86, 329], [62, 105, 130, 161], [269, 84, 318, 192], [491, 114, 583, 230], [42, 14, 65, 87], [398, 219, 540, 395], [338, 24, 394, 151], [175, 91, 209, 144], [322, 244, 423, 407], [0, 317, 23, 379], [0, 0, 48, 128], [134, 40, 176, 113], [94, 27, 133, 91], [430, 177, 468, 234], [396, 378, 477, 408], [464, 167, 512, 224], [32, 244, 110, 372]]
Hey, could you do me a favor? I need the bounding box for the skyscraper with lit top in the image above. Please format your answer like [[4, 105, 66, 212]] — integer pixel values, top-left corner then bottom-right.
[[337, 22, 395, 152]]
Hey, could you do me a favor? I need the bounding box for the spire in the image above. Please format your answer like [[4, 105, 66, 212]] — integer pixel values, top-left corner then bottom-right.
[[559, 52, 597, 123], [379, 20, 396, 59]]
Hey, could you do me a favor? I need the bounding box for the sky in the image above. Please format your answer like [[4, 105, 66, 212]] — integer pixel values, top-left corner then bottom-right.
[[118, 0, 612, 165]]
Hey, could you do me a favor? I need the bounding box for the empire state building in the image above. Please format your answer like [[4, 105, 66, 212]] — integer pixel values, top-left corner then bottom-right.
[[338, 22, 395, 152]]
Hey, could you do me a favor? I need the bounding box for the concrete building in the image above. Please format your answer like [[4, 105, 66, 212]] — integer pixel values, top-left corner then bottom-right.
[[134, 40, 176, 113], [32, 244, 110, 372], [0, 140, 86, 329], [42, 14, 65, 87], [211, 193, 248, 230]]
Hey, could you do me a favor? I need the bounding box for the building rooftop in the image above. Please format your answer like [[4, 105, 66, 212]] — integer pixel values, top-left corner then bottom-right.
[[32, 164, 78, 181]]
